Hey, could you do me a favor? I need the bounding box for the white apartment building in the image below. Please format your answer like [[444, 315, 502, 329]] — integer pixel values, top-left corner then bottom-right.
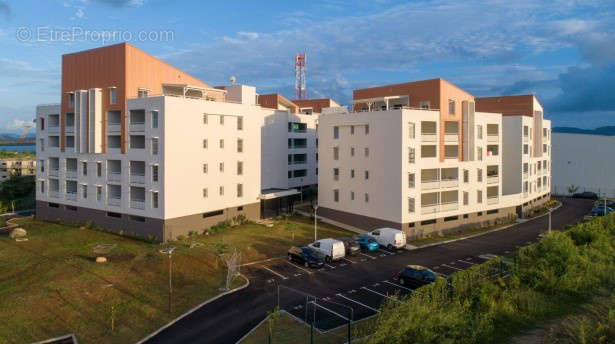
[[0, 158, 36, 181], [317, 80, 552, 238], [35, 43, 319, 241]]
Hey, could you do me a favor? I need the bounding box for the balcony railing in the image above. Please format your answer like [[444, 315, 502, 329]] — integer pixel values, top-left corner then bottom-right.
[[487, 134, 499, 142], [487, 196, 499, 205], [421, 204, 438, 215], [130, 174, 145, 184], [129, 122, 145, 132], [523, 172, 528, 179], [444, 134, 458, 142], [65, 192, 77, 201], [48, 126, 59, 134], [440, 201, 459, 212], [523, 135, 528, 143], [65, 125, 75, 133], [49, 168, 59, 177], [486, 175, 499, 184], [421, 133, 437, 142], [49, 191, 60, 198], [65, 170, 78, 179], [108, 172, 122, 182], [130, 199, 145, 210], [421, 180, 440, 190], [290, 145, 307, 149], [108, 197, 121, 207], [440, 179, 459, 188], [107, 123, 121, 133]]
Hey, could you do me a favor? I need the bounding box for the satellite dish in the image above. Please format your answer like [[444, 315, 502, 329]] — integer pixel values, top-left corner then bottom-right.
[[230, 76, 237, 85]]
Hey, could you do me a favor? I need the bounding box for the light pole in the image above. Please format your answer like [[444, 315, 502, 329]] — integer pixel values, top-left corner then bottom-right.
[[313, 205, 318, 242], [159, 246, 175, 314]]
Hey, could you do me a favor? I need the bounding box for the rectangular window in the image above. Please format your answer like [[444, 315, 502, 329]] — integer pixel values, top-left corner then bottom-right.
[[203, 113, 208, 124], [350, 126, 355, 135], [365, 125, 369, 135], [39, 138, 44, 151], [419, 100, 430, 109], [408, 198, 415, 213], [220, 115, 224, 125], [68, 93, 75, 108], [219, 139, 224, 149], [365, 193, 369, 203], [219, 186, 224, 195], [109, 88, 117, 104], [151, 138, 159, 155], [408, 147, 415, 163], [237, 184, 243, 197], [151, 111, 158, 129], [408, 173, 415, 188], [237, 138, 243, 153], [477, 168, 483, 182], [40, 180, 45, 193], [237, 117, 243, 130], [82, 161, 87, 176], [448, 100, 455, 115], [351, 169, 355, 178], [82, 184, 87, 199], [237, 161, 243, 175], [408, 123, 415, 139], [203, 163, 208, 173], [152, 165, 159, 182], [333, 126, 339, 139], [203, 188, 208, 198], [477, 190, 483, 203], [463, 169, 469, 183], [39, 160, 45, 173], [477, 125, 483, 139], [333, 189, 339, 202], [96, 162, 102, 177], [151, 191, 158, 208], [351, 191, 355, 200], [333, 147, 339, 160], [463, 192, 469, 205], [219, 162, 224, 172], [40, 117, 45, 131], [477, 147, 483, 161], [350, 147, 355, 157], [138, 89, 149, 98], [96, 186, 102, 201], [364, 147, 369, 157], [523, 144, 528, 154], [333, 168, 339, 181], [365, 170, 369, 180]]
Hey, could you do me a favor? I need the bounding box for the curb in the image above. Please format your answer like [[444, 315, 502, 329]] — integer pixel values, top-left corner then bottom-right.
[[234, 311, 272, 344], [136, 273, 251, 344], [411, 202, 562, 250]]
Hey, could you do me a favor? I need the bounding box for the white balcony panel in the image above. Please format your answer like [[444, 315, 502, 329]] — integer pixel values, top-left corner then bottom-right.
[[129, 123, 145, 132], [48, 126, 59, 134], [49, 169, 59, 177], [108, 197, 121, 207], [108, 172, 122, 182], [444, 134, 458, 142], [49, 191, 60, 198], [487, 135, 499, 142], [130, 174, 145, 184], [487, 197, 499, 205], [421, 204, 438, 215], [421, 134, 437, 142], [440, 179, 458, 188], [421, 180, 440, 190], [65, 193, 77, 201], [65, 126, 75, 133], [440, 202, 458, 212], [107, 123, 121, 133], [65, 170, 78, 179], [486, 176, 499, 184], [130, 200, 145, 210]]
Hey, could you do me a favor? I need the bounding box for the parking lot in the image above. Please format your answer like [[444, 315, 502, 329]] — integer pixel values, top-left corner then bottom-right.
[[242, 248, 502, 332]]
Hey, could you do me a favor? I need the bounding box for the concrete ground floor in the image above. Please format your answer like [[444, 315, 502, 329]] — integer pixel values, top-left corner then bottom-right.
[[36, 200, 260, 242], [318, 193, 552, 240]]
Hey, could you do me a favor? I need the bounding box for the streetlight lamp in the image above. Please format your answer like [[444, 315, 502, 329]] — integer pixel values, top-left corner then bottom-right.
[[313, 205, 319, 242], [159, 246, 175, 314]]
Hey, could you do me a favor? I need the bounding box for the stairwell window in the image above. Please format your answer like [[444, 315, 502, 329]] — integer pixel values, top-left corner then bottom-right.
[[219, 139, 224, 149], [365, 193, 369, 203], [203, 188, 208, 198], [408, 173, 415, 188], [203, 139, 208, 149], [237, 117, 243, 130], [365, 170, 369, 180], [408, 198, 415, 213], [151, 138, 159, 155], [333, 126, 339, 139], [97, 186, 102, 201], [448, 100, 455, 115], [219, 162, 224, 172], [151, 111, 158, 129], [237, 161, 243, 175], [203, 114, 208, 124], [351, 191, 355, 201], [152, 165, 159, 182], [463, 192, 469, 205], [350, 126, 355, 135], [220, 115, 224, 125], [351, 169, 355, 178], [365, 125, 369, 135], [237, 184, 243, 197], [109, 88, 117, 105], [203, 163, 208, 174], [351, 147, 355, 157], [364, 147, 369, 157], [408, 147, 415, 163], [219, 186, 224, 196], [68, 93, 75, 108], [334, 189, 339, 202], [408, 123, 415, 139], [237, 139, 243, 153], [333, 147, 339, 160]]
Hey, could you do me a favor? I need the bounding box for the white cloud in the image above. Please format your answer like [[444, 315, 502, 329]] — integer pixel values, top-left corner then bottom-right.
[[3, 119, 27, 131]]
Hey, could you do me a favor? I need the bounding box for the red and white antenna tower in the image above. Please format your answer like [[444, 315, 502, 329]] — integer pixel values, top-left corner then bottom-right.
[[295, 53, 306, 100]]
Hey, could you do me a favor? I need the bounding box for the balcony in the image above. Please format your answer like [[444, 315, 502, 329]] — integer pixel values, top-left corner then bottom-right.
[[65, 125, 75, 134], [65, 169, 78, 179], [65, 192, 77, 201], [129, 122, 145, 132], [440, 178, 459, 188], [444, 134, 458, 142], [130, 174, 145, 184], [421, 204, 438, 215], [108, 197, 121, 207], [487, 196, 499, 205], [486, 175, 499, 184], [49, 191, 60, 198], [440, 201, 459, 212], [421, 180, 440, 190], [130, 200, 145, 210], [421, 133, 437, 142], [48, 125, 59, 134], [129, 110, 145, 132], [107, 123, 122, 133], [49, 168, 59, 177], [108, 172, 122, 182], [487, 134, 499, 143]]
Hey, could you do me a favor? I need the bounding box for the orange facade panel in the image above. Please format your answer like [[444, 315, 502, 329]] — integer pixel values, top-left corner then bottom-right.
[[292, 98, 338, 113], [258, 94, 298, 113], [475, 95, 535, 117]]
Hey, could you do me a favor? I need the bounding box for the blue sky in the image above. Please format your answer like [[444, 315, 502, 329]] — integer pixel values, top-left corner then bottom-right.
[[1, 0, 614, 132]]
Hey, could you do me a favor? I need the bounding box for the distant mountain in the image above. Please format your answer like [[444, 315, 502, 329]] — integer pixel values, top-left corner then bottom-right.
[[0, 133, 36, 141], [552, 126, 615, 136]]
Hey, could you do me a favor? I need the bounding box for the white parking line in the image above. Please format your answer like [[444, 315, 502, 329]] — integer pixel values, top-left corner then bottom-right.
[[336, 293, 379, 312], [382, 280, 413, 292], [442, 264, 464, 271], [361, 286, 400, 303], [457, 260, 475, 265], [377, 249, 394, 255], [285, 261, 313, 274], [342, 257, 357, 264], [309, 301, 349, 321], [325, 264, 336, 269], [357, 252, 377, 260], [260, 265, 288, 280]]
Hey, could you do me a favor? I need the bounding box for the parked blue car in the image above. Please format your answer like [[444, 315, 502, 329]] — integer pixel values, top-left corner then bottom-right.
[[591, 205, 614, 216], [355, 234, 379, 251]]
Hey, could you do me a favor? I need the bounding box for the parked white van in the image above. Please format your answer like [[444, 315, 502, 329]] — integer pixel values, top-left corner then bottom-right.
[[368, 228, 406, 250], [308, 238, 346, 262]]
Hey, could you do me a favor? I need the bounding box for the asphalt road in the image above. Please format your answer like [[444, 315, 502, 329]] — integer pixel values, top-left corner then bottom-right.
[[144, 197, 592, 344]]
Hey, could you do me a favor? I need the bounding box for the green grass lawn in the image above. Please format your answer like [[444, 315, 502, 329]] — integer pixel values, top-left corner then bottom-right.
[[0, 215, 352, 343]]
